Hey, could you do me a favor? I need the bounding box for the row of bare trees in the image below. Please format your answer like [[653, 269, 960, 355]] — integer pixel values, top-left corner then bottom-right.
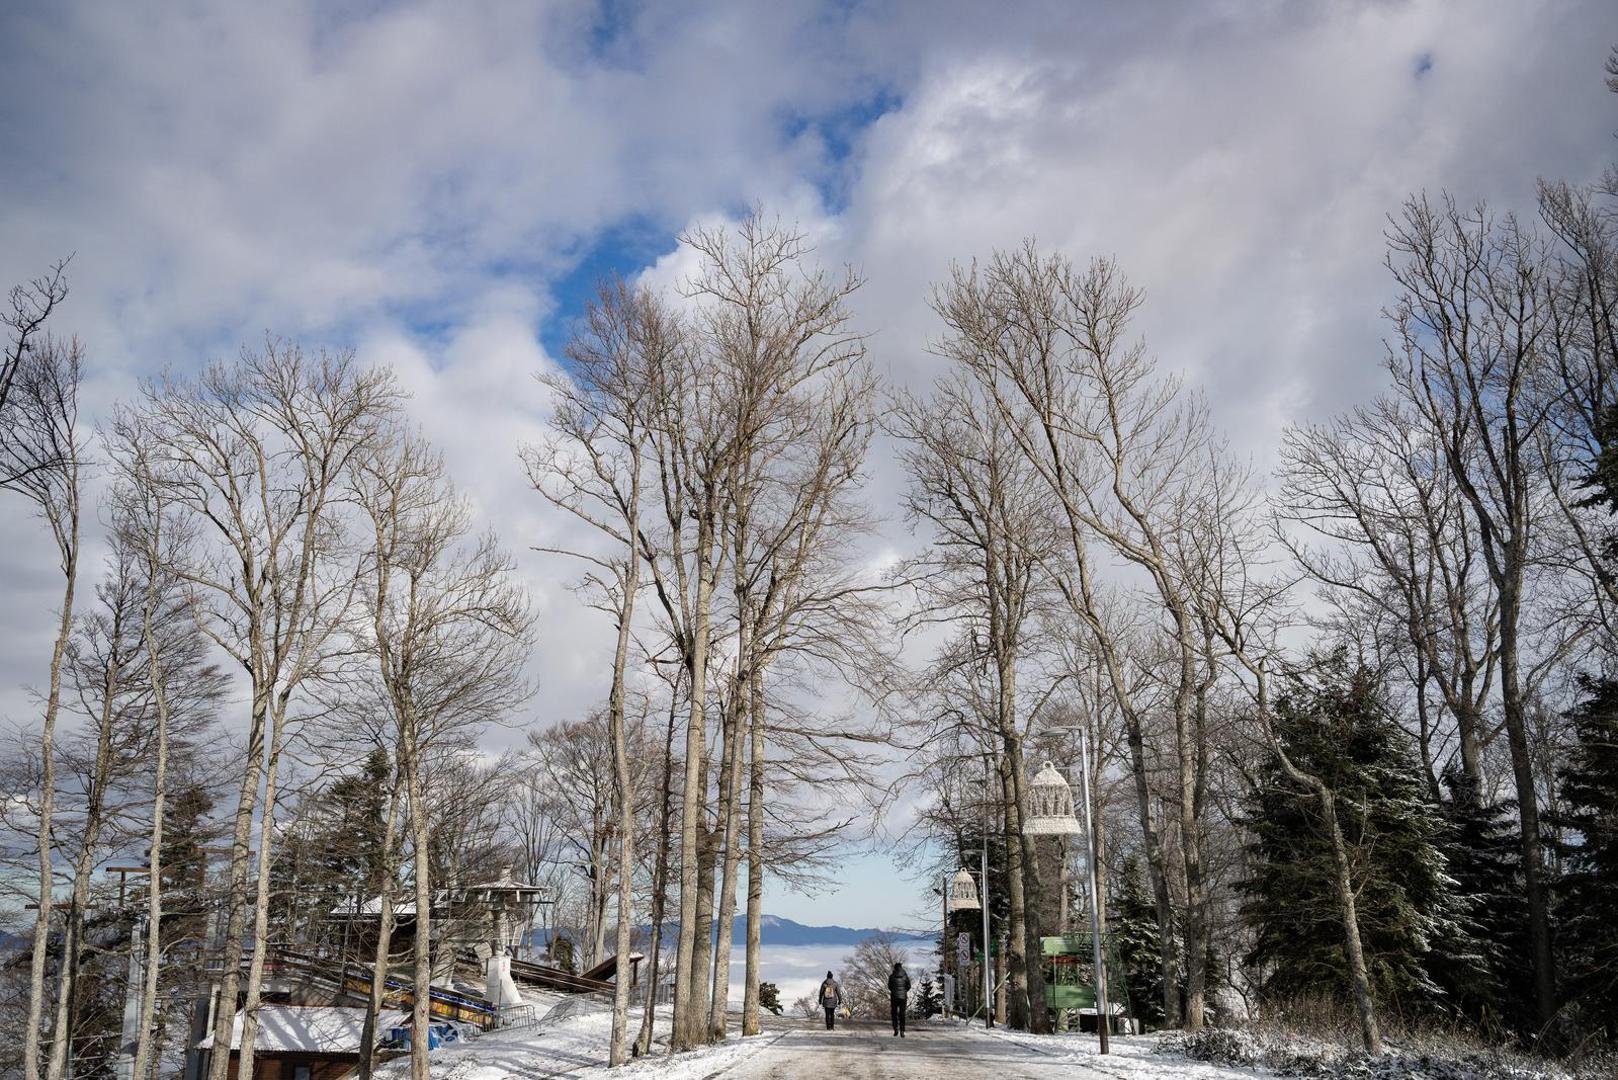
[[527, 210, 896, 1062], [4, 52, 1616, 1077], [2, 304, 534, 1079], [898, 54, 1618, 1056]]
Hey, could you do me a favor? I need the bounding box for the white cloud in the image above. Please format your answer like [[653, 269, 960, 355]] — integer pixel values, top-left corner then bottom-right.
[[2, 0, 1616, 921]]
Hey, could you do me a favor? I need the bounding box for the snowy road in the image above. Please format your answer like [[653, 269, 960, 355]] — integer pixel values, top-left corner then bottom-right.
[[397, 1004, 1258, 1079], [713, 1020, 1160, 1080]]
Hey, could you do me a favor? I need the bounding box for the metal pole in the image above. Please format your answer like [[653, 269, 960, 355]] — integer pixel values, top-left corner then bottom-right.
[[942, 871, 950, 1019], [1078, 728, 1110, 1053], [982, 753, 993, 1029]]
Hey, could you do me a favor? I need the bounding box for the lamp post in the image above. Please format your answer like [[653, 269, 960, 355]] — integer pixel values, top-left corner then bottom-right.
[[1075, 728, 1111, 1053], [941, 865, 981, 1021], [1025, 736, 1110, 1054], [967, 759, 995, 1029]]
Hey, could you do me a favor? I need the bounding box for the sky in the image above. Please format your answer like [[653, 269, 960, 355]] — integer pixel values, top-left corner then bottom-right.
[[2, 0, 1617, 929]]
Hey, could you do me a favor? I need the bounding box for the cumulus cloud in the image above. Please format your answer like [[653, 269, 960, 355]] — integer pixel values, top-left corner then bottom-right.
[[1, 0, 1615, 924]]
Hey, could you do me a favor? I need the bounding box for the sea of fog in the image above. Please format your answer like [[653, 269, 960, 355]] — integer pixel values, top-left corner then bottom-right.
[[727, 942, 936, 1009]]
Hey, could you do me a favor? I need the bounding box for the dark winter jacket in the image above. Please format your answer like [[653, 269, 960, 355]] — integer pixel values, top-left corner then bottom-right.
[[818, 978, 843, 1008], [888, 965, 911, 1000]]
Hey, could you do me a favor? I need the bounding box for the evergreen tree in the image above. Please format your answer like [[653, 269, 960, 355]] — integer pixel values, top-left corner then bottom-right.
[[1113, 854, 1163, 1026], [1239, 659, 1487, 1019], [915, 975, 943, 1018], [1552, 675, 1618, 1041], [550, 933, 578, 974], [1440, 766, 1529, 1033]]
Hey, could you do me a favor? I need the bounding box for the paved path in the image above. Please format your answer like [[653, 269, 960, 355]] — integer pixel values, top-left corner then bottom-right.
[[715, 1019, 1119, 1079]]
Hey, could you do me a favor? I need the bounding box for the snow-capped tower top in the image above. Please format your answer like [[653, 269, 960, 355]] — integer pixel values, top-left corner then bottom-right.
[[1022, 761, 1083, 835]]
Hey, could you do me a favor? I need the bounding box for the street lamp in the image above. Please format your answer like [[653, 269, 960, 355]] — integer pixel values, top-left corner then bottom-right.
[[935, 867, 981, 1019], [966, 761, 996, 1029], [1024, 733, 1111, 1054]]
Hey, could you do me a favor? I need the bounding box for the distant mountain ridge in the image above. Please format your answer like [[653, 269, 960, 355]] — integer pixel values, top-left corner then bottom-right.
[[746, 914, 934, 947], [528, 914, 933, 948]]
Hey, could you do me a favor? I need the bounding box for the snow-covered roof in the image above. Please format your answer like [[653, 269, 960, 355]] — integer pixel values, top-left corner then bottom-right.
[[198, 1006, 407, 1053], [329, 895, 418, 917]]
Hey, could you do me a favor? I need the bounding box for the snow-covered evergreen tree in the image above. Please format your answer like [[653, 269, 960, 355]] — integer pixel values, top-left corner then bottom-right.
[[1113, 854, 1164, 1026], [1439, 766, 1528, 1033], [1552, 675, 1618, 1041], [1238, 658, 1487, 1018], [915, 975, 943, 1018]]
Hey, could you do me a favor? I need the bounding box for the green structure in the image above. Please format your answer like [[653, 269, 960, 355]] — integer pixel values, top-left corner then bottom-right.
[[1040, 933, 1129, 1015]]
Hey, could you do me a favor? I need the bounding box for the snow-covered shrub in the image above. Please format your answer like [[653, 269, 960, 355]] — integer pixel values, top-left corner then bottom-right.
[[1155, 1025, 1599, 1080]]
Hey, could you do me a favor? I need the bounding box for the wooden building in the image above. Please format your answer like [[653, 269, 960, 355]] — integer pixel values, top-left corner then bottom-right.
[[198, 1005, 406, 1080]]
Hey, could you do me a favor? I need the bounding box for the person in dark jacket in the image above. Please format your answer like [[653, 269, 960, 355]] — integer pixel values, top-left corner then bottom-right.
[[817, 971, 843, 1030], [888, 961, 911, 1037]]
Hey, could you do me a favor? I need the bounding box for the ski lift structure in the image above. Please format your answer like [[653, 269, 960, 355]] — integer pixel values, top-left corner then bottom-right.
[[465, 866, 553, 1010]]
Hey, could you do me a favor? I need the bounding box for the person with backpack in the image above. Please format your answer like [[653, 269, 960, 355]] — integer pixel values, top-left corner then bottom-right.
[[817, 970, 844, 1030], [888, 961, 911, 1037]]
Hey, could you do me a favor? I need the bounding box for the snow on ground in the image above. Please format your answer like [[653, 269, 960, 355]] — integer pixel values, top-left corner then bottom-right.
[[972, 1023, 1269, 1079], [386, 1003, 1281, 1080], [373, 996, 775, 1080]]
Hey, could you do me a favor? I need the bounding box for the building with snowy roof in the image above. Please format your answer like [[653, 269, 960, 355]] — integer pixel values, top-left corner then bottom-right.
[[197, 1005, 406, 1080]]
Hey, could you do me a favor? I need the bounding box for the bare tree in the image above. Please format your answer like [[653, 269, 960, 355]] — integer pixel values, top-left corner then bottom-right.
[[703, 242, 880, 1041], [1, 259, 70, 436], [892, 369, 1058, 1032], [526, 279, 674, 1064], [627, 210, 868, 1050], [930, 245, 1218, 1028], [1280, 401, 1499, 794], [838, 932, 911, 1018], [524, 715, 621, 970], [1384, 196, 1564, 1028], [114, 448, 185, 1080], [1190, 477, 1384, 1054], [352, 429, 531, 1080], [114, 341, 399, 1080], [1, 333, 83, 1080]]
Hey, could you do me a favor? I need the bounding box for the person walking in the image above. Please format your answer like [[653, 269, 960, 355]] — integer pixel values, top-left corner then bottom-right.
[[888, 961, 911, 1037], [817, 970, 844, 1031]]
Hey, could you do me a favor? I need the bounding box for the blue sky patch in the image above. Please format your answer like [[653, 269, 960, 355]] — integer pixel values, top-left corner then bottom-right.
[[540, 215, 677, 362]]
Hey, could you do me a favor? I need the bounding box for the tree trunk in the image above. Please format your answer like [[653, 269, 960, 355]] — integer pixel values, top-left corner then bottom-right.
[[131, 600, 170, 1080], [608, 510, 642, 1066], [708, 676, 749, 1039], [404, 733, 431, 1080], [358, 771, 402, 1080], [1122, 704, 1178, 1027], [1172, 635, 1207, 1031], [1004, 740, 1050, 1034], [25, 550, 76, 1080], [740, 672, 766, 1037], [590, 841, 611, 971], [672, 541, 717, 1051], [1321, 792, 1381, 1055], [205, 690, 269, 1080], [46, 658, 122, 1080], [997, 753, 1034, 1031], [1498, 576, 1555, 1029], [234, 705, 288, 1080], [636, 687, 679, 1057], [688, 810, 718, 1042]]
